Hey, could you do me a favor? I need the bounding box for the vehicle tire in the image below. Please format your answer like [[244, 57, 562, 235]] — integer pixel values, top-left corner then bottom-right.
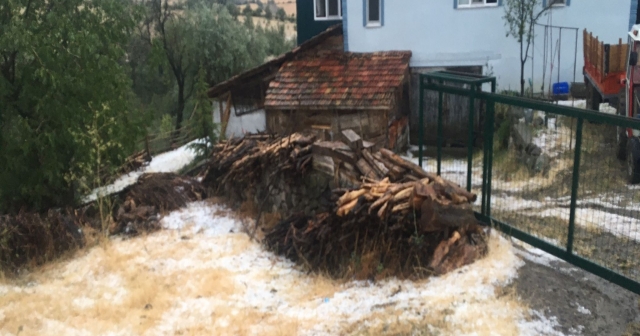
[[617, 88, 628, 161], [626, 137, 640, 184]]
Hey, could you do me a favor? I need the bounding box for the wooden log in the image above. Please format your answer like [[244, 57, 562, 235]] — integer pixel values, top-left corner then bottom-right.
[[356, 158, 380, 180], [379, 148, 429, 179], [363, 149, 389, 177], [414, 183, 437, 199], [419, 198, 476, 233], [388, 182, 417, 195], [312, 141, 358, 165], [341, 129, 363, 153], [377, 201, 389, 219], [392, 202, 411, 213], [429, 231, 461, 269], [337, 198, 359, 217], [312, 154, 335, 177], [337, 188, 367, 206], [369, 193, 392, 214], [373, 152, 406, 181], [432, 176, 477, 203], [362, 140, 375, 150], [392, 187, 414, 201]]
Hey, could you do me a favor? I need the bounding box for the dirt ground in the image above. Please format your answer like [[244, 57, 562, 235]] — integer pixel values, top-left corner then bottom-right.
[[511, 241, 640, 336]]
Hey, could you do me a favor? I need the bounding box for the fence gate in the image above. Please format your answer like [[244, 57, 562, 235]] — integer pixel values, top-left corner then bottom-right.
[[418, 71, 640, 295]]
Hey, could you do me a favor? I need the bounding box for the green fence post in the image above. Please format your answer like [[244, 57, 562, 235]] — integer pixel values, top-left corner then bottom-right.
[[467, 85, 475, 192], [485, 97, 495, 218], [567, 117, 583, 254], [437, 80, 444, 176], [419, 77, 425, 168], [482, 79, 496, 215], [481, 125, 488, 215]]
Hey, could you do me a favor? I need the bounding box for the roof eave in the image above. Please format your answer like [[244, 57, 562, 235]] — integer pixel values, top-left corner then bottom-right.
[[264, 105, 391, 111]]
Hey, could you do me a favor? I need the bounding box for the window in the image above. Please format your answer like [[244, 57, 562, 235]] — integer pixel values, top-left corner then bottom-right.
[[457, 0, 498, 8], [543, 0, 570, 7], [315, 0, 341, 20], [366, 0, 381, 26]]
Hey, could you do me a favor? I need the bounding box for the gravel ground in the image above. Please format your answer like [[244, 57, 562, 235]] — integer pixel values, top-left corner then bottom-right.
[[511, 240, 640, 336]]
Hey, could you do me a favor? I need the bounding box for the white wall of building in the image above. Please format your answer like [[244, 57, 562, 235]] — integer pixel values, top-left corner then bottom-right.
[[345, 0, 631, 92], [212, 101, 266, 139]]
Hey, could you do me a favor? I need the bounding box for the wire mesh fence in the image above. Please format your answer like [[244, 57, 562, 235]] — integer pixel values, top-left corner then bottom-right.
[[489, 107, 574, 249], [419, 72, 640, 294]]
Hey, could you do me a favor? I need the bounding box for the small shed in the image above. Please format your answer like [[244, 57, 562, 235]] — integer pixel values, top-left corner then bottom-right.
[[264, 51, 412, 151], [206, 24, 344, 139]]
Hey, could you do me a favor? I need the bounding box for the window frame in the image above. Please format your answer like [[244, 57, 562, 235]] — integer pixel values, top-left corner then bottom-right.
[[314, 0, 342, 21], [550, 0, 566, 7], [366, 0, 382, 27], [456, 0, 499, 9]]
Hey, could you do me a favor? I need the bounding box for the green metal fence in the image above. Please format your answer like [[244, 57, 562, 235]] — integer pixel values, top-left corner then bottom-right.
[[419, 71, 640, 295]]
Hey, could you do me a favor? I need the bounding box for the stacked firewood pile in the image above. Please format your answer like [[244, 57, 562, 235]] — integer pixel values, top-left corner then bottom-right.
[[204, 129, 488, 279], [202, 133, 316, 206], [312, 129, 442, 187], [265, 175, 487, 279]]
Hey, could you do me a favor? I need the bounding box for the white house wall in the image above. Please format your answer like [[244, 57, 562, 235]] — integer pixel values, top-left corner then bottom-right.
[[212, 101, 266, 139], [345, 0, 631, 92]]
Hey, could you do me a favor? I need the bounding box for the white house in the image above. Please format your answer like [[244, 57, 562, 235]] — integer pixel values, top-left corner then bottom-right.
[[334, 0, 636, 92]]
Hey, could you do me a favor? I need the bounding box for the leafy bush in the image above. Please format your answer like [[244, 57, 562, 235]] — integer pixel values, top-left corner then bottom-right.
[[0, 0, 144, 213]]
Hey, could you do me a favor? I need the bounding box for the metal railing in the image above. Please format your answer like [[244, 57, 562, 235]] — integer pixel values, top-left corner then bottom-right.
[[418, 71, 640, 294]]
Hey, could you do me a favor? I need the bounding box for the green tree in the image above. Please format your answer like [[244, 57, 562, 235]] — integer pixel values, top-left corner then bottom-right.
[[190, 3, 268, 84], [264, 7, 273, 20], [276, 8, 287, 21], [253, 6, 263, 16], [227, 3, 240, 19], [242, 5, 253, 16], [189, 67, 218, 159], [262, 25, 294, 56], [137, 0, 196, 138], [0, 0, 144, 213], [503, 0, 552, 96], [244, 14, 255, 29]]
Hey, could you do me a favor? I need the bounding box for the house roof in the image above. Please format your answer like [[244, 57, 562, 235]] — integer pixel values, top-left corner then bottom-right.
[[264, 51, 412, 110], [206, 24, 343, 98]]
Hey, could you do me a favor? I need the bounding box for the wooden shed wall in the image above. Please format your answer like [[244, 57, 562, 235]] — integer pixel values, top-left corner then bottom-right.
[[266, 109, 387, 141]]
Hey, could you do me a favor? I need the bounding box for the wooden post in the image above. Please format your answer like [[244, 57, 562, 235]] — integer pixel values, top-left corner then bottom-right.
[[583, 30, 587, 64], [601, 40, 605, 79], [221, 92, 232, 137], [620, 38, 624, 73]]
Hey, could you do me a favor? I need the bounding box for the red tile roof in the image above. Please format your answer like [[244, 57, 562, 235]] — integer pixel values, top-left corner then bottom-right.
[[264, 51, 412, 110], [206, 24, 343, 98]]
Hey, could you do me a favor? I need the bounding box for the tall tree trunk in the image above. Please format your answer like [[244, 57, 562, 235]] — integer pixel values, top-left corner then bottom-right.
[[520, 61, 526, 97], [174, 80, 185, 143], [520, 40, 525, 96]]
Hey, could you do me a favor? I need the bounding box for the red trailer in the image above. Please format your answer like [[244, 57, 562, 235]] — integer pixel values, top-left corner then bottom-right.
[[583, 29, 628, 111], [583, 27, 640, 183]]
